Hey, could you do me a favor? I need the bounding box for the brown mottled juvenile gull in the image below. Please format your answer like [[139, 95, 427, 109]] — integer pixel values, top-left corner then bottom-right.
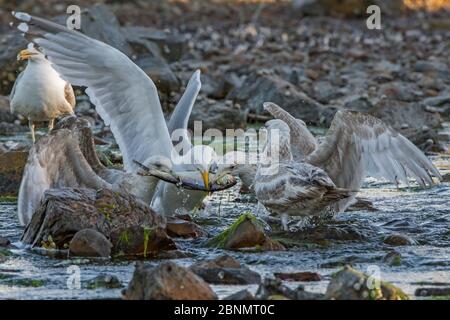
[[255, 102, 442, 230], [10, 43, 75, 142]]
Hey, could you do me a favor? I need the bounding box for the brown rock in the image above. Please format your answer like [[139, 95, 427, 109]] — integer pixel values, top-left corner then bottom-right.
[[228, 73, 325, 125], [21, 188, 173, 257], [260, 238, 286, 251], [110, 226, 176, 257], [69, 229, 112, 258], [123, 262, 217, 300], [190, 255, 261, 285], [383, 234, 416, 246], [325, 265, 409, 300], [274, 272, 322, 282], [208, 214, 266, 250], [135, 56, 180, 94], [165, 217, 208, 238], [0, 148, 29, 196], [0, 236, 11, 247], [415, 287, 450, 297]]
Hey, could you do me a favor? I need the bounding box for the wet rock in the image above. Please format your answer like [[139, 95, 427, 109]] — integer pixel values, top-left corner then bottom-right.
[[383, 234, 416, 246], [188, 99, 247, 131], [224, 289, 255, 300], [86, 274, 123, 289], [123, 262, 217, 300], [255, 278, 297, 300], [255, 277, 324, 300], [0, 236, 11, 247], [110, 226, 176, 257], [274, 271, 322, 282], [69, 229, 112, 258], [207, 213, 284, 251], [190, 255, 261, 285], [228, 73, 324, 125], [166, 217, 208, 238], [325, 265, 409, 300], [346, 197, 378, 212], [135, 56, 180, 94], [275, 222, 369, 245], [21, 188, 172, 257], [442, 173, 450, 183], [0, 147, 29, 196], [382, 250, 402, 266], [415, 287, 450, 297]]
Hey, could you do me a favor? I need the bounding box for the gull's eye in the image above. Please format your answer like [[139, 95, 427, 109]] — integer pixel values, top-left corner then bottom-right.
[[210, 163, 218, 174]]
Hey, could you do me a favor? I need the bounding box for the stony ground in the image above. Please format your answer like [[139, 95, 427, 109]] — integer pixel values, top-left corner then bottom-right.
[[0, 0, 449, 300]]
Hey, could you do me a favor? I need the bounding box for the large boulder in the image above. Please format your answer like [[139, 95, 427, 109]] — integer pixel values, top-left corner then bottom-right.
[[123, 262, 218, 300], [188, 99, 247, 131], [228, 73, 325, 125], [135, 56, 180, 94], [325, 265, 409, 300], [21, 187, 175, 256]]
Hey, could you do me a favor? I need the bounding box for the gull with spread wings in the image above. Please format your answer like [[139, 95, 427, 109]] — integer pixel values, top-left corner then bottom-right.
[[255, 102, 442, 230], [12, 12, 238, 225]]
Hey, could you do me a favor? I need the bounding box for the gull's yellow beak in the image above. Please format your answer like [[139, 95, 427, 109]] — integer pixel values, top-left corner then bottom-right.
[[17, 49, 36, 61], [201, 171, 210, 190]]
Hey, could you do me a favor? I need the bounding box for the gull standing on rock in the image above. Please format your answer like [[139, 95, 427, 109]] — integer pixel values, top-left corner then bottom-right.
[[10, 43, 75, 142], [255, 102, 442, 230]]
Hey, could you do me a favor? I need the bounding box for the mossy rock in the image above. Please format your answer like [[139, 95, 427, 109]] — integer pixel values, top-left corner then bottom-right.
[[0, 196, 18, 203], [325, 265, 409, 300], [207, 213, 267, 250], [4, 278, 46, 287]]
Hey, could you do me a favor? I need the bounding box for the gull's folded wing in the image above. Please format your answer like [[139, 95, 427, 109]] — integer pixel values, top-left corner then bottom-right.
[[306, 110, 442, 190], [13, 12, 173, 172], [263, 102, 317, 160]]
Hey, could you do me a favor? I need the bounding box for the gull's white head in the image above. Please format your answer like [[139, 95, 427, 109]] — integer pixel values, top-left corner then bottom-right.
[[176, 145, 219, 190], [17, 44, 45, 62]]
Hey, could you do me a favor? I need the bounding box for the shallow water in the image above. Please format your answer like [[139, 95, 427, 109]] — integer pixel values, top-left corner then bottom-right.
[[0, 130, 449, 300]]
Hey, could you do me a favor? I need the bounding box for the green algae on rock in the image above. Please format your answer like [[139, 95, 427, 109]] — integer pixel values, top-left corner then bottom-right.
[[207, 212, 284, 251], [326, 265, 409, 300]]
